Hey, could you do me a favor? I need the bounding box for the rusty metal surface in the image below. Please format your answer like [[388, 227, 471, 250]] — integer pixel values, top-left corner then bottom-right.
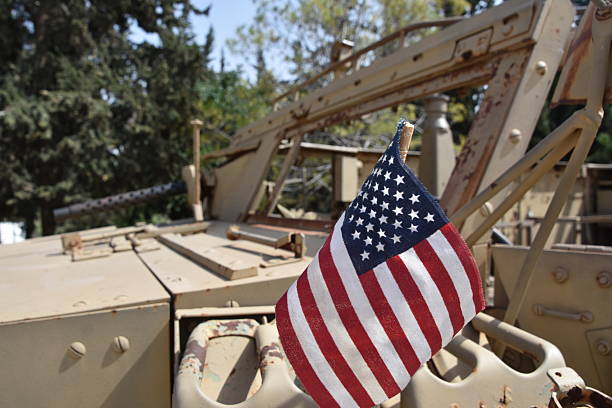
[[174, 319, 315, 407], [552, 3, 612, 107], [441, 48, 532, 215], [547, 367, 612, 408], [213, 0, 559, 222]]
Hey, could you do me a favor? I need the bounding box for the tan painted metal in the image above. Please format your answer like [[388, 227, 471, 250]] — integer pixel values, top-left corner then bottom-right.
[[552, 3, 612, 107], [492, 245, 612, 392], [0, 235, 171, 407], [547, 367, 612, 408], [226, 225, 307, 258], [138, 221, 319, 310], [191, 119, 204, 221], [401, 313, 566, 407], [174, 319, 315, 408], [3, 2, 611, 407], [157, 232, 260, 280], [443, 0, 574, 237], [0, 303, 171, 408], [494, 7, 611, 360], [212, 0, 573, 222]]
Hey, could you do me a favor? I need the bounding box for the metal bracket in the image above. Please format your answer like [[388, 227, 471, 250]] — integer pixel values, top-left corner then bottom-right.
[[226, 225, 306, 258], [547, 367, 612, 407]]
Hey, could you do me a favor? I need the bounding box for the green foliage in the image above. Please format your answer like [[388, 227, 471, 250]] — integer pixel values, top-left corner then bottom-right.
[[0, 0, 211, 236], [196, 69, 276, 158], [228, 0, 470, 82]]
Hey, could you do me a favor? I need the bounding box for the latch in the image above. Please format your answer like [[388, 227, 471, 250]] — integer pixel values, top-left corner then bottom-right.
[[547, 367, 612, 407]]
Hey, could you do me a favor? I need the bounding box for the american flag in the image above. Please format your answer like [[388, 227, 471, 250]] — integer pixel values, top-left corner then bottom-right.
[[275, 120, 485, 407]]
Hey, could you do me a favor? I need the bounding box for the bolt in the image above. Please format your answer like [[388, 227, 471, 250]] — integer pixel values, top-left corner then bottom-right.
[[596, 271, 611, 288], [113, 336, 130, 353], [68, 342, 87, 358], [552, 267, 569, 283], [596, 6, 612, 21], [509, 128, 522, 144], [535, 60, 548, 75], [596, 340, 610, 356], [225, 300, 240, 308], [479, 201, 493, 217]]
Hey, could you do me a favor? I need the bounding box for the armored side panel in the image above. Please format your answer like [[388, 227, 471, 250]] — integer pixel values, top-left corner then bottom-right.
[[0, 235, 171, 408]]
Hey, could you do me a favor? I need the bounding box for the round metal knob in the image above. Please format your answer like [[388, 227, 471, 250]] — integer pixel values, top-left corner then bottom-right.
[[552, 267, 569, 283], [479, 202, 493, 217], [68, 342, 87, 358], [225, 300, 240, 308], [509, 128, 522, 144], [596, 340, 610, 356], [113, 336, 130, 353], [596, 271, 611, 288], [535, 60, 548, 75]]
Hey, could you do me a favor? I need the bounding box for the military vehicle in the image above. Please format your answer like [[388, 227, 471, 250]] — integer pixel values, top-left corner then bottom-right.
[[1, 0, 611, 407]]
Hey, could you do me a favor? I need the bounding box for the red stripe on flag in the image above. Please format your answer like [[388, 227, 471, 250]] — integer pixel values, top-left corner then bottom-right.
[[359, 270, 421, 375], [441, 224, 486, 313], [296, 272, 375, 407], [275, 294, 339, 408], [386, 256, 442, 353], [319, 239, 401, 398], [413, 240, 464, 333]]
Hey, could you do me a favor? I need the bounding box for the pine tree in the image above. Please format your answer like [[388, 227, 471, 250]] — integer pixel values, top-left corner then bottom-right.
[[0, 0, 212, 236]]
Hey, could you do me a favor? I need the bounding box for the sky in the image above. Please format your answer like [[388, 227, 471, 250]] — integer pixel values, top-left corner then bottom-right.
[[193, 0, 257, 76], [130, 0, 258, 80]]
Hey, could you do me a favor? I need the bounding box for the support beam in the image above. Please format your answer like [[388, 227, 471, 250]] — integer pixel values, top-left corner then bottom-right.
[[441, 0, 574, 216], [264, 134, 304, 215]]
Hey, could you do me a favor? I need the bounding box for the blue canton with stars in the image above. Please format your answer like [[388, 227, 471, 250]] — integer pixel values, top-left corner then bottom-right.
[[340, 120, 448, 275]]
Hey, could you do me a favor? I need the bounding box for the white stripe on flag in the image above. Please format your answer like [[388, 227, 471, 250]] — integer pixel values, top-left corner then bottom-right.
[[372, 262, 432, 362], [398, 249, 454, 345], [307, 253, 388, 403], [427, 230, 476, 323], [286, 284, 358, 407], [329, 215, 409, 386]]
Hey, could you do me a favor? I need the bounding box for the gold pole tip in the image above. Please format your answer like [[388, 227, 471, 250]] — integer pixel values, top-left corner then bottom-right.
[[190, 119, 203, 127], [399, 121, 414, 163], [401, 121, 415, 136]]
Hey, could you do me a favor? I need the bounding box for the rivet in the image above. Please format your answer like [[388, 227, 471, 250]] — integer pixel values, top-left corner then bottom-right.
[[113, 336, 130, 353], [596, 271, 611, 288], [479, 202, 493, 217], [509, 129, 522, 144], [68, 342, 87, 358], [552, 267, 569, 283], [535, 60, 548, 75], [225, 300, 240, 308], [596, 339, 610, 356]]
